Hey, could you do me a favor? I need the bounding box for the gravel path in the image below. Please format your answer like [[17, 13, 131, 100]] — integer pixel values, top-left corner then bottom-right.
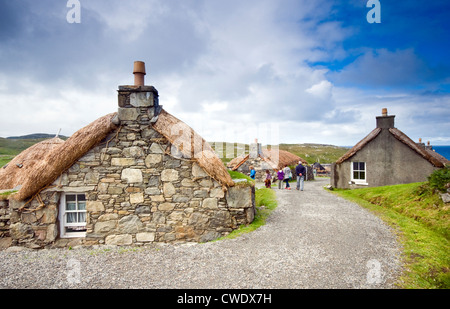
[[0, 178, 402, 289]]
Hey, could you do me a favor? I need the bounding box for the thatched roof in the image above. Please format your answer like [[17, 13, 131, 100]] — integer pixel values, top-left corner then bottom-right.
[[227, 148, 307, 171], [0, 109, 233, 201], [389, 128, 447, 168], [0, 113, 118, 201], [0, 137, 65, 192], [152, 109, 234, 188], [335, 127, 447, 168], [336, 128, 381, 164], [262, 149, 307, 170]]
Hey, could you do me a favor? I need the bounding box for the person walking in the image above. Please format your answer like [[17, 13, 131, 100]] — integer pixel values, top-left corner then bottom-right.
[[264, 170, 272, 188], [283, 165, 292, 190], [277, 169, 284, 189], [249, 166, 256, 180], [295, 161, 306, 191]]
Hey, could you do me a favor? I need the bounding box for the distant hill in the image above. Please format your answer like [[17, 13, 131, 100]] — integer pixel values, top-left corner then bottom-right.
[[0, 134, 69, 167], [6, 133, 68, 139], [210, 142, 349, 165]]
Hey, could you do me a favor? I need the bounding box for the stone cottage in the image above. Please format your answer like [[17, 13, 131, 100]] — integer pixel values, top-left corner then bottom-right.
[[0, 61, 255, 249], [227, 139, 313, 181], [330, 108, 449, 189]]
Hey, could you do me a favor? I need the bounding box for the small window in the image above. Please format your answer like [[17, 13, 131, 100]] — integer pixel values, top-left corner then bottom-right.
[[59, 193, 87, 238], [351, 162, 368, 185]]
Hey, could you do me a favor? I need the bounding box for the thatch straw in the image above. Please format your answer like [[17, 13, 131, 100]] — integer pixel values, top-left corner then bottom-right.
[[228, 149, 307, 172], [262, 149, 307, 170], [153, 109, 234, 188], [7, 113, 118, 201], [0, 137, 65, 192]]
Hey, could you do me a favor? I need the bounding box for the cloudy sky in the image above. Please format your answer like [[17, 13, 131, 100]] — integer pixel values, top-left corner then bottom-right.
[[0, 0, 449, 146]]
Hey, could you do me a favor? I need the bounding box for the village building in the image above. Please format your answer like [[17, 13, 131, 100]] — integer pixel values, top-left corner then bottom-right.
[[0, 61, 255, 249], [227, 139, 314, 181], [331, 108, 449, 189]]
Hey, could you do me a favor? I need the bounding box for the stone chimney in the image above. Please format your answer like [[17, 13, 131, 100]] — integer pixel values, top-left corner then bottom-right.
[[417, 138, 425, 149], [116, 61, 161, 126], [249, 138, 263, 159], [376, 108, 395, 129]]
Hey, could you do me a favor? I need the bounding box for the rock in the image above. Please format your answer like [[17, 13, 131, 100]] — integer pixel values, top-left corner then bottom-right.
[[145, 154, 162, 167], [94, 221, 117, 233], [118, 108, 139, 121], [45, 224, 58, 242], [440, 193, 450, 203], [10, 223, 34, 240], [135, 205, 151, 215], [105, 234, 133, 246], [149, 143, 164, 154], [161, 169, 179, 182], [136, 232, 155, 242], [226, 186, 254, 209], [84, 172, 100, 184], [159, 203, 175, 211], [86, 201, 105, 213], [118, 215, 143, 233], [163, 182, 176, 197], [130, 92, 154, 107], [123, 146, 144, 158], [192, 163, 208, 177], [130, 192, 144, 204], [202, 198, 218, 209], [112, 158, 136, 166], [121, 168, 143, 183]]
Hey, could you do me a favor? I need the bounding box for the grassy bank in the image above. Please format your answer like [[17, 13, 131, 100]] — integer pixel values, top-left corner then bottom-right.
[[332, 182, 449, 289]]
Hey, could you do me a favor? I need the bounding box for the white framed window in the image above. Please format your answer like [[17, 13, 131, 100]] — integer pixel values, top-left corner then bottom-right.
[[59, 193, 87, 238], [351, 162, 368, 185]]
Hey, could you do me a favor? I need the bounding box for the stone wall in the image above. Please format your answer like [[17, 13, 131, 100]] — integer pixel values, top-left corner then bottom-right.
[[0, 200, 10, 238], [49, 127, 255, 247], [7, 191, 60, 248]]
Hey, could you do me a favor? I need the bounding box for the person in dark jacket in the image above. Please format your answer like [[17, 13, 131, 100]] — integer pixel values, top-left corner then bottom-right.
[[295, 161, 306, 191]]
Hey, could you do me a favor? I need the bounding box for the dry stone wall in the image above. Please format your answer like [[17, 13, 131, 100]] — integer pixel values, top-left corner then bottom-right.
[[0, 200, 10, 238]]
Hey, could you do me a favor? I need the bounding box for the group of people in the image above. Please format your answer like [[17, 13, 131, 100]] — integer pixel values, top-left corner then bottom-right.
[[248, 161, 306, 191]]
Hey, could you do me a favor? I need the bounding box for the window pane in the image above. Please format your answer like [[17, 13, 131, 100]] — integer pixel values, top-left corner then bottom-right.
[[359, 162, 365, 170], [66, 202, 76, 211], [78, 201, 86, 211], [66, 195, 76, 202], [353, 162, 359, 170], [77, 194, 86, 201], [353, 171, 359, 179], [360, 172, 365, 180], [78, 212, 86, 223], [67, 213, 77, 223]]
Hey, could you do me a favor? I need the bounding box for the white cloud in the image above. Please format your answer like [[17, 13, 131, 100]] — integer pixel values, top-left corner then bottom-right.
[[0, 0, 448, 147]]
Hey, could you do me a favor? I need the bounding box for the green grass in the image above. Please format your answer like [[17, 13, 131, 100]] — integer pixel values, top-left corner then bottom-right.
[[216, 187, 278, 241], [0, 155, 14, 168], [332, 182, 450, 289]]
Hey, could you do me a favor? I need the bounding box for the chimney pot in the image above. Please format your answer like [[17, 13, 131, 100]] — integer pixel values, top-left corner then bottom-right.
[[133, 61, 146, 86], [419, 138, 422, 143], [382, 108, 388, 116]]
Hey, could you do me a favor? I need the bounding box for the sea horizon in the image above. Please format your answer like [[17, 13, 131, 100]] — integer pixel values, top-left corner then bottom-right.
[[432, 145, 450, 161]]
